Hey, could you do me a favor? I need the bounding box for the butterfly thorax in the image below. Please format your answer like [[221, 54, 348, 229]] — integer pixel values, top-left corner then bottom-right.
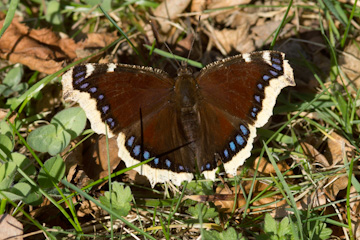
[[175, 66, 197, 108], [174, 66, 200, 144]]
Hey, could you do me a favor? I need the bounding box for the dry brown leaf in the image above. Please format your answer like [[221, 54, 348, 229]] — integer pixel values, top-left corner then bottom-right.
[[82, 135, 121, 180], [338, 39, 360, 94], [325, 175, 349, 199], [0, 18, 72, 74], [252, 20, 292, 48], [212, 26, 255, 54], [153, 0, 191, 33], [300, 142, 330, 167], [190, 0, 206, 12], [0, 214, 23, 240], [298, 189, 328, 209], [253, 157, 293, 175], [78, 200, 105, 218], [0, 18, 119, 74], [324, 132, 354, 166]]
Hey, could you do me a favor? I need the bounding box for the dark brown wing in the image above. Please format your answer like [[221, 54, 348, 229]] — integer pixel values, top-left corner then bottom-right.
[[195, 51, 294, 177]]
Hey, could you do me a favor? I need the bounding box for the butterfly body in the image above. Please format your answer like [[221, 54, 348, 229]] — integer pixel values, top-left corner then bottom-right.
[[62, 51, 295, 186]]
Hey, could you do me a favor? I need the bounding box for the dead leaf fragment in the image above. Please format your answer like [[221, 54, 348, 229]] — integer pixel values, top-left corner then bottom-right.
[[0, 213, 23, 240], [153, 0, 191, 32], [0, 18, 72, 74], [212, 25, 255, 54]]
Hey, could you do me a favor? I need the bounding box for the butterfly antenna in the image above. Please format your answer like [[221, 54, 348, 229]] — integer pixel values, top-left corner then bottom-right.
[[186, 15, 201, 64], [150, 19, 181, 69]]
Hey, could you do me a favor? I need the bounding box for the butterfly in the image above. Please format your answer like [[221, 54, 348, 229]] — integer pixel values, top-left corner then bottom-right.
[[62, 50, 295, 187]]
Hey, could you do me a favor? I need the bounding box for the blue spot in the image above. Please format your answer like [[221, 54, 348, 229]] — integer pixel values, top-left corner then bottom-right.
[[75, 76, 85, 85], [263, 75, 270, 81], [106, 118, 114, 127], [75, 71, 85, 78], [89, 87, 97, 93], [154, 158, 159, 165], [80, 82, 89, 89], [102, 105, 109, 114], [224, 149, 229, 158], [229, 141, 236, 151], [165, 159, 171, 168], [98, 94, 104, 100], [201, 165, 204, 171], [270, 70, 278, 76], [257, 83, 263, 90], [179, 165, 184, 171], [143, 151, 150, 159], [133, 145, 140, 156], [255, 95, 261, 103], [127, 136, 135, 147], [272, 58, 281, 64], [106, 118, 114, 128], [240, 125, 248, 135], [251, 112, 256, 118], [272, 63, 282, 71], [253, 107, 258, 112], [236, 135, 244, 145], [206, 163, 211, 169]]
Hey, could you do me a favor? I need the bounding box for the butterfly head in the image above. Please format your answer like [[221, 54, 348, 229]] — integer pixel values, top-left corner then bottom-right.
[[177, 61, 193, 77]]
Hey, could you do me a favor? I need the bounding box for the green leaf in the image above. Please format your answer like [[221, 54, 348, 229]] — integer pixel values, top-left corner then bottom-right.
[[0, 162, 17, 190], [187, 203, 218, 220], [203, 227, 246, 240], [38, 155, 65, 188], [278, 217, 291, 237], [10, 152, 36, 181], [99, 182, 132, 218], [3, 64, 23, 87], [0, 134, 14, 158], [45, 0, 63, 25], [4, 182, 32, 201], [51, 107, 86, 139], [23, 187, 42, 206], [28, 124, 69, 155], [264, 213, 277, 234], [27, 108, 86, 155], [0, 120, 14, 140], [85, 0, 112, 12]]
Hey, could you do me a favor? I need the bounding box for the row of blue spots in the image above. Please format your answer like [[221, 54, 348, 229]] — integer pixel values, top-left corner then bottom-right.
[[240, 124, 249, 135], [80, 82, 89, 89], [133, 145, 141, 156], [106, 118, 115, 129], [251, 107, 258, 118], [224, 149, 229, 158], [236, 134, 245, 145], [143, 151, 150, 159], [89, 87, 97, 93], [74, 71, 86, 85], [102, 105, 109, 114], [126, 136, 177, 170], [271, 57, 282, 71], [165, 159, 171, 168], [269, 70, 278, 77], [222, 125, 249, 159], [200, 163, 212, 172], [263, 75, 270, 81], [127, 136, 135, 147]]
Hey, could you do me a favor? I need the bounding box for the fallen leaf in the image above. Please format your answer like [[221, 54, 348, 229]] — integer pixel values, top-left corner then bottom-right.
[[153, 0, 191, 33], [0, 213, 23, 240]]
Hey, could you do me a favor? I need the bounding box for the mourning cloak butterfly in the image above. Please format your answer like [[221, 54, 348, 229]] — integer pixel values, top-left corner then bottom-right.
[[62, 51, 295, 186]]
